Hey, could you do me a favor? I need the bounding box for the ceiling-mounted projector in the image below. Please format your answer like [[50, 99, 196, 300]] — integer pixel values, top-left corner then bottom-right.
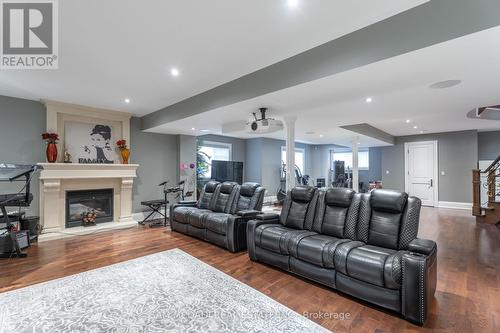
[[247, 108, 283, 134]]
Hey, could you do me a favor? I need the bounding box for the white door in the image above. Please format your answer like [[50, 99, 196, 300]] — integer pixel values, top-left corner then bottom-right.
[[405, 141, 438, 207]]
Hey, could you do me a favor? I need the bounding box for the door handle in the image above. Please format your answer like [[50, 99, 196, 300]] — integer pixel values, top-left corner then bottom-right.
[[429, 179, 433, 188]]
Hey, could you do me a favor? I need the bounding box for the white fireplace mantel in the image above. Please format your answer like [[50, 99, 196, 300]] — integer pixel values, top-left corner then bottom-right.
[[38, 163, 139, 235]]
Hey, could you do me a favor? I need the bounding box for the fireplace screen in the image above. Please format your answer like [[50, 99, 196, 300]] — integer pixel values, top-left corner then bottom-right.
[[66, 189, 114, 228]]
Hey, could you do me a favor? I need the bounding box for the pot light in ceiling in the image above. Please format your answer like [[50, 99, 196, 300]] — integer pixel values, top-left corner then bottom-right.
[[124, 98, 130, 104], [200, 129, 210, 132], [429, 80, 461, 89], [365, 97, 373, 103], [319, 134, 324, 138], [405, 119, 411, 123], [413, 125, 418, 129], [420, 130, 425, 134], [287, 0, 299, 8], [191, 127, 196, 131], [171, 68, 180, 77]]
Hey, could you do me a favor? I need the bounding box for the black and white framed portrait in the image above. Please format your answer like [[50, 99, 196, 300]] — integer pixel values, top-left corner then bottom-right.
[[65, 122, 116, 164]]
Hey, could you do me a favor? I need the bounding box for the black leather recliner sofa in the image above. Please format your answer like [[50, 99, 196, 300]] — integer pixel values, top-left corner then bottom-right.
[[170, 180, 265, 252], [247, 186, 437, 325]]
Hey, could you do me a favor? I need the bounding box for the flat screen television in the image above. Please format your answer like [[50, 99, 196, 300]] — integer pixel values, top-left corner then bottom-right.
[[211, 160, 244, 184]]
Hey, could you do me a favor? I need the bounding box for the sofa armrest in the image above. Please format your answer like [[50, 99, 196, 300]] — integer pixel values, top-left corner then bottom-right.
[[236, 210, 261, 220], [169, 201, 198, 225], [177, 200, 198, 206], [256, 213, 280, 221], [247, 217, 280, 260], [408, 238, 437, 256], [402, 247, 437, 325]]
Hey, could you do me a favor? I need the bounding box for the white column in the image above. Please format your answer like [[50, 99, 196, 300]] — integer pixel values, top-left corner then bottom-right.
[[284, 116, 297, 191], [352, 136, 359, 192], [119, 177, 134, 223], [40, 179, 62, 231]]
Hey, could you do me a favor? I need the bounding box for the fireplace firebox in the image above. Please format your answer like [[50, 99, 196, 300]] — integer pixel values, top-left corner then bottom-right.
[[66, 189, 114, 228]]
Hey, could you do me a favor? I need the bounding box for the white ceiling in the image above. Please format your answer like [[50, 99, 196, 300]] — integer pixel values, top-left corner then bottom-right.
[[0, 0, 427, 114], [150, 25, 500, 147]]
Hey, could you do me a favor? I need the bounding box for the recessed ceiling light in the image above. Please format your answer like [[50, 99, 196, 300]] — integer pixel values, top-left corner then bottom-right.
[[405, 119, 411, 123], [420, 130, 425, 134], [429, 79, 461, 89], [124, 98, 130, 104], [191, 127, 195, 131], [287, 0, 299, 8], [365, 97, 373, 103], [413, 125, 418, 129], [171, 68, 180, 77], [319, 134, 324, 138], [200, 129, 210, 132]]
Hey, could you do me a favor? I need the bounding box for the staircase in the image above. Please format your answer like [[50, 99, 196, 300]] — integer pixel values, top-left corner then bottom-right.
[[472, 155, 500, 225]]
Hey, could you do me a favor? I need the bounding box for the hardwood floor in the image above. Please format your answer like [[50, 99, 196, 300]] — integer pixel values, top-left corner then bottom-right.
[[1, 207, 499, 332]]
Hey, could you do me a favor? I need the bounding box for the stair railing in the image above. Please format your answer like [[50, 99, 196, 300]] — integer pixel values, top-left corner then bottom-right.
[[472, 155, 500, 217]]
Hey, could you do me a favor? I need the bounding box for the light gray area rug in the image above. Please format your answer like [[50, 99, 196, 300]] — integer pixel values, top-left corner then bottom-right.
[[0, 249, 329, 333]]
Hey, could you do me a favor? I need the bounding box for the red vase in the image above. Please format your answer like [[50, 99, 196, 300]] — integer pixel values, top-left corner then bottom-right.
[[46, 142, 58, 163]]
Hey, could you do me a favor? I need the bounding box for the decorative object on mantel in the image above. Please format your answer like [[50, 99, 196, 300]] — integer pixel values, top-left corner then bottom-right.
[[42, 132, 59, 163], [65, 122, 115, 164], [116, 139, 130, 164], [82, 210, 98, 227], [63, 150, 72, 163]]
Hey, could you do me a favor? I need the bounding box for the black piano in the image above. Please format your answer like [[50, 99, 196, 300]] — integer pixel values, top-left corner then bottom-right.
[[0, 163, 42, 258]]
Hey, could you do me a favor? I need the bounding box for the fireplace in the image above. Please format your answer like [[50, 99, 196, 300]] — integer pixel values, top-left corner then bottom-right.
[[66, 189, 114, 228]]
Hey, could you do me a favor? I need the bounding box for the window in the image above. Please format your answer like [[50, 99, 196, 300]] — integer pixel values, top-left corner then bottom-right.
[[281, 147, 306, 174], [331, 149, 369, 170], [198, 141, 232, 178]]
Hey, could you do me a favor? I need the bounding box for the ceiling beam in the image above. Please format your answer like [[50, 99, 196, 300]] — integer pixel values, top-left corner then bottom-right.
[[340, 124, 395, 145], [142, 0, 500, 130]]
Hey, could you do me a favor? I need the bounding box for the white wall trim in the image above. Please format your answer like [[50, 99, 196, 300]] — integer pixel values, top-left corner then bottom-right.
[[438, 201, 472, 210]]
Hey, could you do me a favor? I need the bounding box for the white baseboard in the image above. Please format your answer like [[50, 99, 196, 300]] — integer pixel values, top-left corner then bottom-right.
[[38, 220, 138, 242], [438, 201, 472, 210]]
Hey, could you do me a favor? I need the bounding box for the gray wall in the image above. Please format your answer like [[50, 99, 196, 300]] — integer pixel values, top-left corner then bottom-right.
[[260, 138, 282, 194], [245, 138, 262, 185], [360, 147, 383, 185], [130, 117, 179, 212], [0, 95, 46, 216], [381, 130, 478, 203], [478, 130, 500, 160]]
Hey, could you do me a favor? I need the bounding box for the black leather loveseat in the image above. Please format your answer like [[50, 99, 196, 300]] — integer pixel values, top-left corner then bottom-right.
[[170, 180, 265, 252], [247, 186, 437, 325]]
